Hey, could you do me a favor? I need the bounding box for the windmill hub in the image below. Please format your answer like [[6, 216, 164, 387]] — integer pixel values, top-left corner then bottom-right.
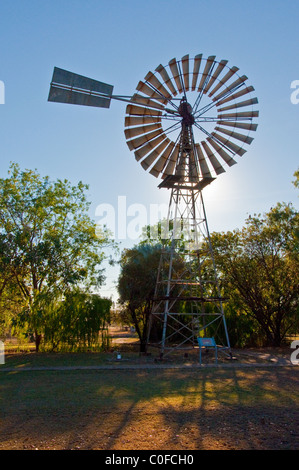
[[178, 98, 194, 126]]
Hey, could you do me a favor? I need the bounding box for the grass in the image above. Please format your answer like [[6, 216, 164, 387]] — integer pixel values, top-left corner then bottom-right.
[[0, 362, 298, 450], [2, 350, 113, 368]]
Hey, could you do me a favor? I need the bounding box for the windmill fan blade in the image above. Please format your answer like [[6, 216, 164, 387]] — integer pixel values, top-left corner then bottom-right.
[[155, 64, 177, 96], [149, 142, 176, 177], [169, 59, 183, 94], [189, 148, 199, 181], [201, 141, 226, 175], [125, 115, 161, 127], [176, 148, 187, 177], [191, 54, 202, 91], [181, 55, 190, 91], [126, 104, 162, 117], [215, 127, 254, 145], [136, 81, 168, 103], [207, 138, 237, 167], [126, 129, 164, 151], [218, 97, 258, 112], [213, 75, 248, 102], [197, 56, 216, 93], [218, 111, 259, 119], [124, 123, 162, 140], [48, 67, 114, 108], [212, 132, 247, 156], [208, 66, 239, 98], [217, 121, 258, 131], [216, 86, 255, 106], [162, 144, 180, 177], [130, 93, 165, 110], [195, 143, 212, 178], [134, 135, 168, 161], [140, 139, 171, 170], [204, 60, 228, 94], [144, 72, 173, 100]]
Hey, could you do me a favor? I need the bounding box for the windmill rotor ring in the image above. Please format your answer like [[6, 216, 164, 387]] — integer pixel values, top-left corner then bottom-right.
[[47, 54, 259, 187], [124, 54, 259, 184]]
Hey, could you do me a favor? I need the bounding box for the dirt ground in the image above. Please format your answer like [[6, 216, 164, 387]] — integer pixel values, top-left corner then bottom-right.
[[1, 367, 298, 451], [107, 325, 294, 367], [2, 403, 298, 450], [1, 326, 298, 451]]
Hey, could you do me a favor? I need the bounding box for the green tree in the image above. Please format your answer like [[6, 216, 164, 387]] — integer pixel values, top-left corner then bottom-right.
[[117, 244, 163, 352], [292, 167, 299, 190], [117, 242, 187, 352], [0, 278, 23, 340], [211, 202, 299, 346], [0, 163, 113, 350], [21, 288, 111, 352]]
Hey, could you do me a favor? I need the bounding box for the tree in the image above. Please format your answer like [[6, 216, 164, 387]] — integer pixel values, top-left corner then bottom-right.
[[20, 288, 111, 352], [0, 278, 23, 340], [0, 163, 113, 350], [118, 169, 299, 350], [117, 242, 187, 352], [117, 244, 163, 352], [211, 202, 299, 346], [293, 167, 299, 190]]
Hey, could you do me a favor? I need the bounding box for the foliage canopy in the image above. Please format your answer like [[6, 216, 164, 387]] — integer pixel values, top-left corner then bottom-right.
[[0, 163, 113, 350]]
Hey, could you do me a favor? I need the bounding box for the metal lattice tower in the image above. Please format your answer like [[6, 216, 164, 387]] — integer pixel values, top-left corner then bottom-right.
[[147, 117, 231, 357]]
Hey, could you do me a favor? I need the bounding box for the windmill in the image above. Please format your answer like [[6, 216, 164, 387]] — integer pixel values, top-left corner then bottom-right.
[[48, 54, 258, 359]]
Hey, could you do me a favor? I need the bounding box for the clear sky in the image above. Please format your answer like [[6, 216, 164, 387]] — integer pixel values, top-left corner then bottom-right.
[[0, 0, 298, 300]]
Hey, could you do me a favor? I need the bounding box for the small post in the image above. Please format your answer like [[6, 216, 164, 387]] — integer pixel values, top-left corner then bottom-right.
[[0, 340, 4, 365]]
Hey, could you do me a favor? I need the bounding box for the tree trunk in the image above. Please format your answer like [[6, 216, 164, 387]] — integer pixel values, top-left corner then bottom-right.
[[35, 331, 42, 352]]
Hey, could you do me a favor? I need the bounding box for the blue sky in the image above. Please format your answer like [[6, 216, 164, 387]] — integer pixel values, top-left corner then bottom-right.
[[0, 0, 298, 299]]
